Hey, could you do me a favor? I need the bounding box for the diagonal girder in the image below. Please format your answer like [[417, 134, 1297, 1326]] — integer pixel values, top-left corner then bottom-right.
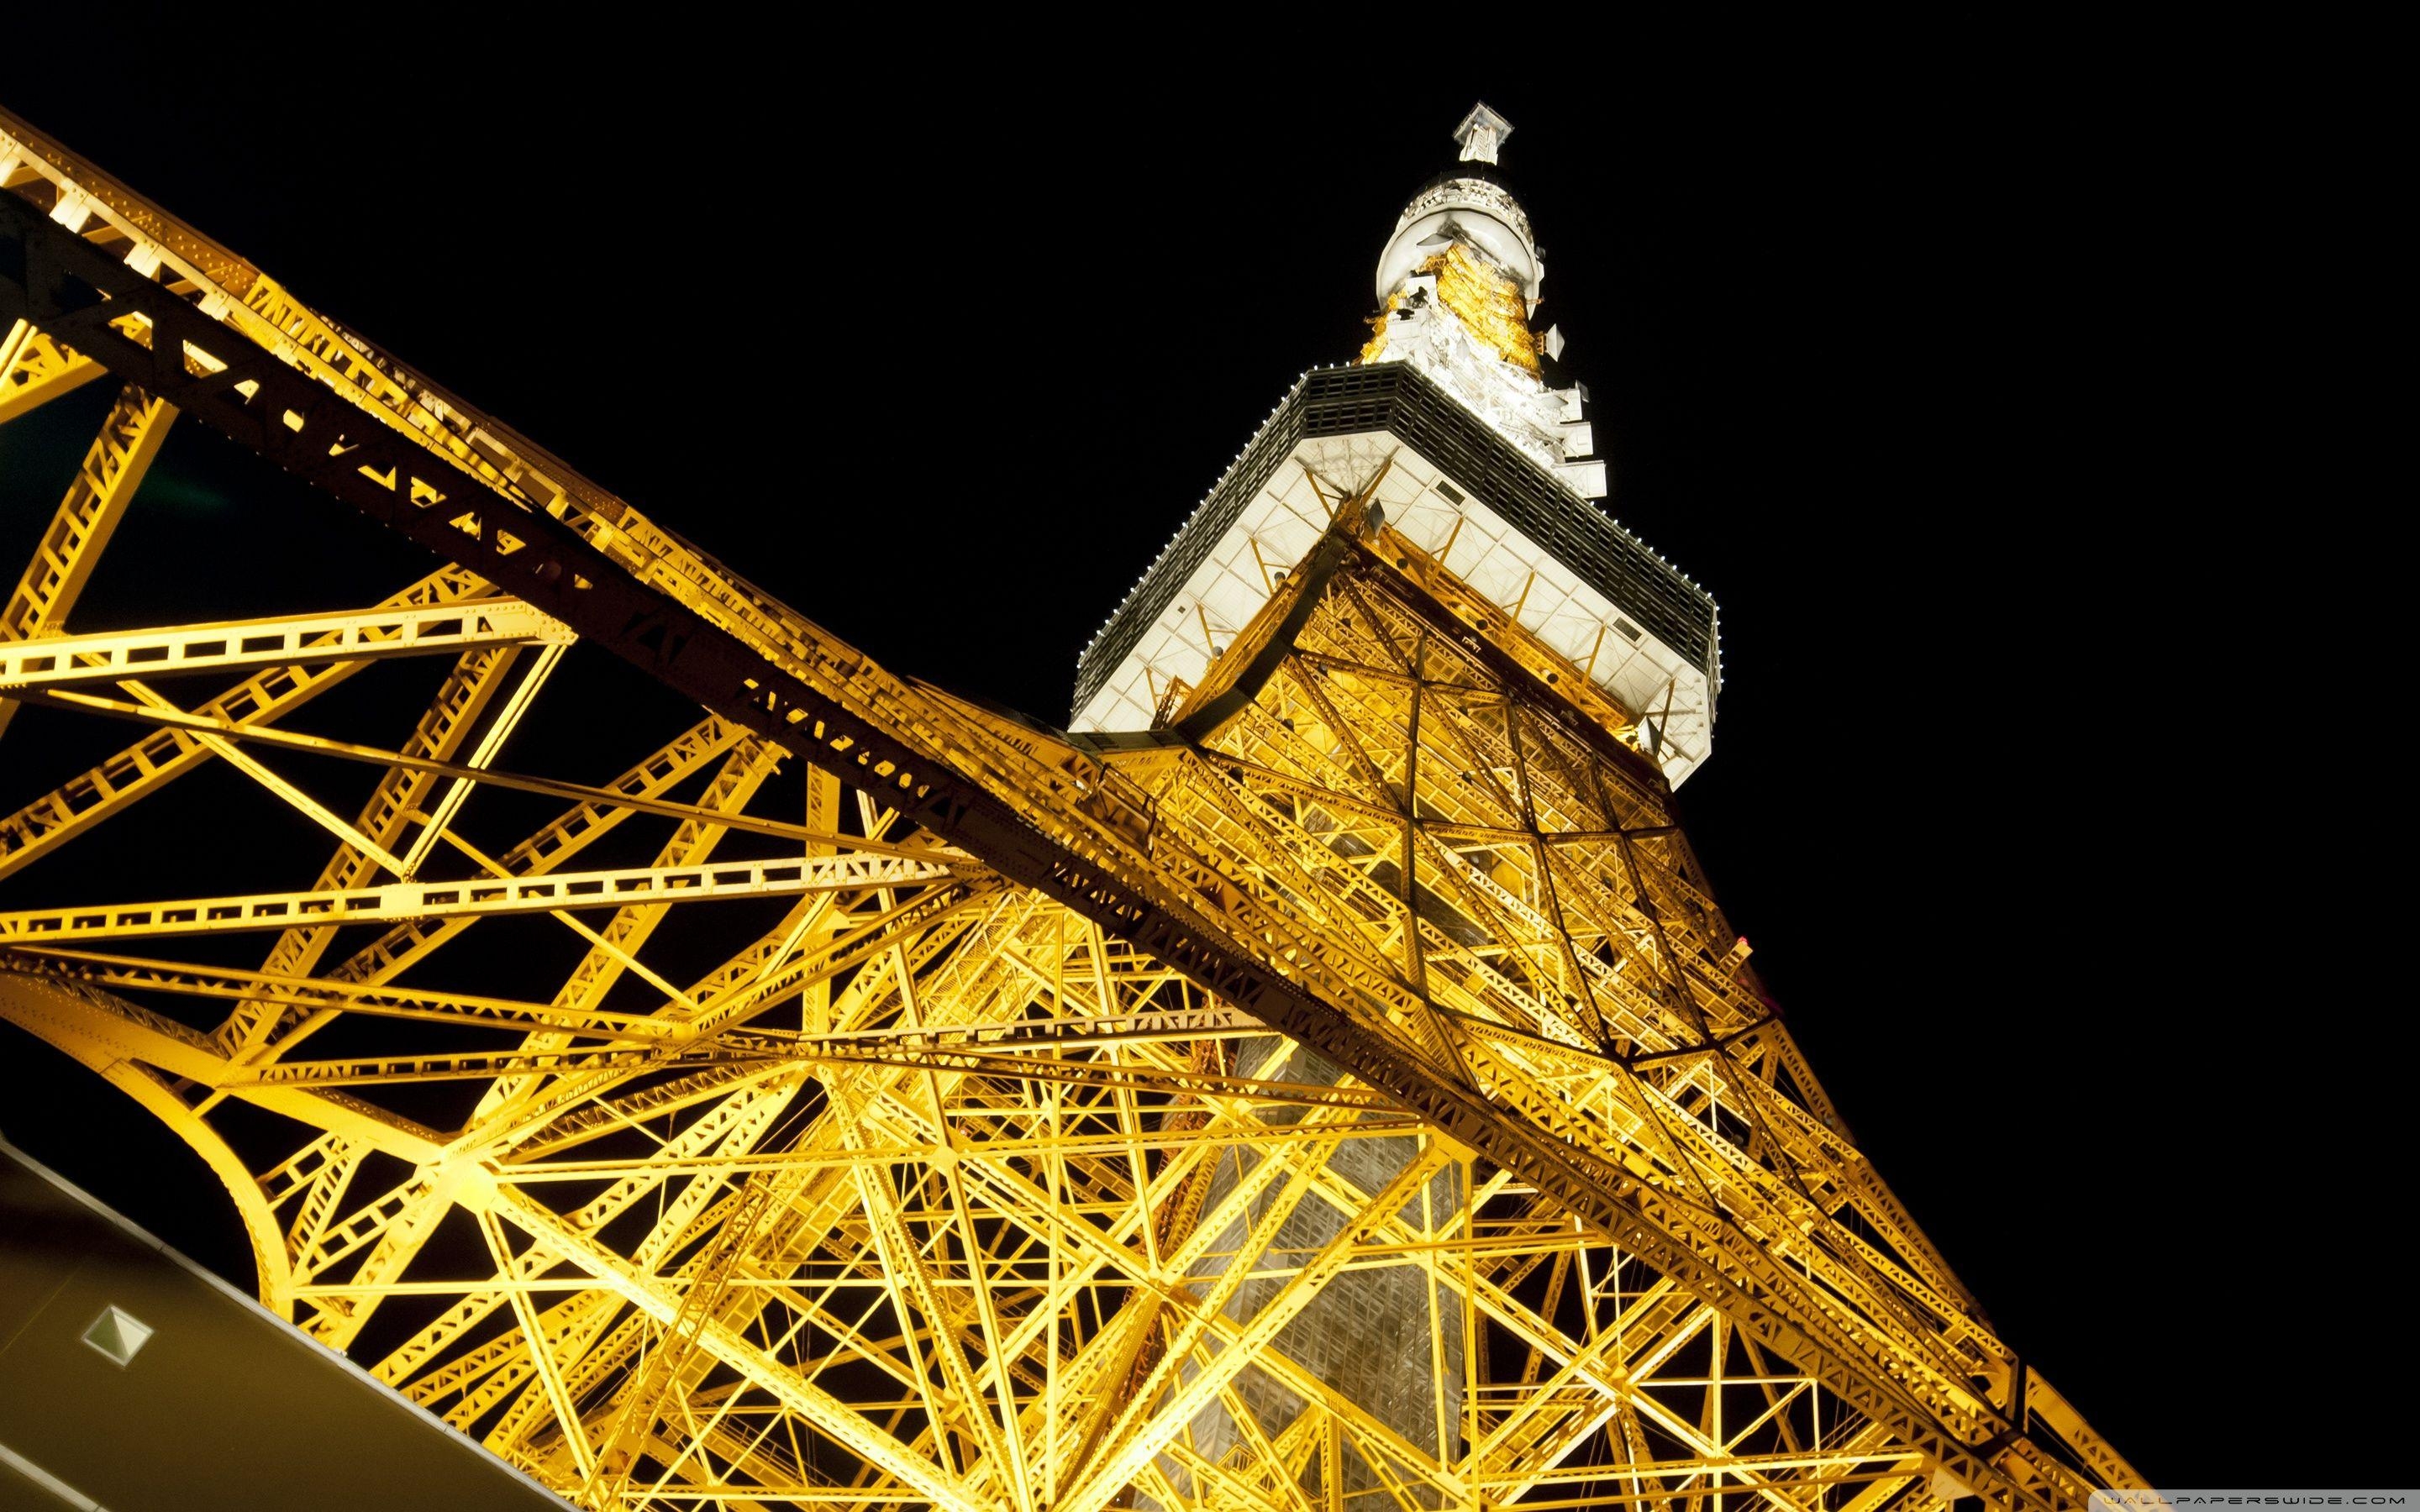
[[487, 1183, 987, 1512], [0, 375, 174, 740], [0, 318, 102, 423], [0, 565, 494, 879]]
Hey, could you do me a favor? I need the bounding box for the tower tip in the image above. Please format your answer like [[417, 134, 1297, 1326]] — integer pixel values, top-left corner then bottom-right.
[[1454, 102, 1516, 165]]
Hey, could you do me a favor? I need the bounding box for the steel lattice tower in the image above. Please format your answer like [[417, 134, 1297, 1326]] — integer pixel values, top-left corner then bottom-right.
[[0, 102, 2137, 1510]]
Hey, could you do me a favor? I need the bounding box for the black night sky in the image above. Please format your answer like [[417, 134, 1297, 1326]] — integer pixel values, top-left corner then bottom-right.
[[1, 21, 2396, 1490]]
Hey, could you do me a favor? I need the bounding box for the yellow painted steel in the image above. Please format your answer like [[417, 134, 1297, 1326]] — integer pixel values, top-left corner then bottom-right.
[[0, 103, 2139, 1512], [1361, 243, 1543, 375], [0, 600, 571, 690], [0, 379, 174, 739], [0, 319, 103, 424]]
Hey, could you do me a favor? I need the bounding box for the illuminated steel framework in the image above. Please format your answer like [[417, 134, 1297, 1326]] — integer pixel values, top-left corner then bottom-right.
[[0, 103, 2134, 1512]]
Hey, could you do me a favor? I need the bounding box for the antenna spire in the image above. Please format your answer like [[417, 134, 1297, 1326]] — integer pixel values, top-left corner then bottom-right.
[[1454, 102, 1515, 165]]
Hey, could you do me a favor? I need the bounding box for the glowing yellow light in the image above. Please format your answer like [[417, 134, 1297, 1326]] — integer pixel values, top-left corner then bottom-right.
[[1360, 289, 1405, 364], [1360, 241, 1542, 375]]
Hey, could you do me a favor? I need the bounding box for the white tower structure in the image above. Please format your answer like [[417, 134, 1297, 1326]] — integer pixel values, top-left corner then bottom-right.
[[1072, 106, 1720, 785]]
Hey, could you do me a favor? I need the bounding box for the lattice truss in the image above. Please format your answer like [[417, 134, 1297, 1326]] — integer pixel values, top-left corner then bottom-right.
[[0, 110, 2136, 1511]]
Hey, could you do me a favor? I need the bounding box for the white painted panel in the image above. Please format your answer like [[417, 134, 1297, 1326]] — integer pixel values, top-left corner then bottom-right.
[[1073, 432, 1718, 786]]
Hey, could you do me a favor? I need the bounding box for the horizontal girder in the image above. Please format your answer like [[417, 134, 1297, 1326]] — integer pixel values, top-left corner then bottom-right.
[[0, 853, 957, 943], [0, 600, 574, 690]]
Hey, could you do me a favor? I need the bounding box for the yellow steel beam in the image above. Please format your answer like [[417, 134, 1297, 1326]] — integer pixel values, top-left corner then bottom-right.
[[0, 566, 493, 879], [0, 598, 572, 690], [231, 640, 533, 1053], [467, 738, 783, 1124], [220, 713, 751, 1064], [0, 852, 957, 945], [117, 678, 414, 875], [0, 319, 102, 423], [17, 681, 947, 856], [487, 1184, 988, 1512], [3, 947, 694, 1041], [0, 970, 445, 1164], [397, 642, 564, 876], [0, 381, 175, 739], [1060, 1142, 1457, 1512]]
